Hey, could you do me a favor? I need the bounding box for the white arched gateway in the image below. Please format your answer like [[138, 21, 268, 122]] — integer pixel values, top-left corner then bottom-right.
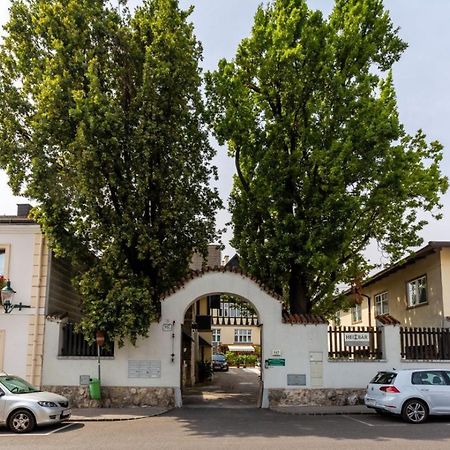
[[161, 268, 325, 407], [42, 267, 330, 409], [160, 268, 284, 406]]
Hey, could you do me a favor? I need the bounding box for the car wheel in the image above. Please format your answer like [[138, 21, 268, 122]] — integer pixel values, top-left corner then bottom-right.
[[401, 399, 428, 424], [8, 409, 36, 433]]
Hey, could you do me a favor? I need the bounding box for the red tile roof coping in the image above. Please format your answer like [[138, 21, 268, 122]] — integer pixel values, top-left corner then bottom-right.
[[375, 314, 401, 325], [282, 311, 328, 325], [160, 266, 283, 302]]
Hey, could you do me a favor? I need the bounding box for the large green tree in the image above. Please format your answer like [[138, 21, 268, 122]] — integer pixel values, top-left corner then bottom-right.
[[206, 0, 448, 315], [0, 0, 221, 343]]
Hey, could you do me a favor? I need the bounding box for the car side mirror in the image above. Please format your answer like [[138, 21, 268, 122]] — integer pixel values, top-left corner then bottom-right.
[[0, 390, 5, 397]]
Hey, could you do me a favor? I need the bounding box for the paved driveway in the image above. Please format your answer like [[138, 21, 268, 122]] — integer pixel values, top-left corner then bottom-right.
[[182, 367, 261, 407]]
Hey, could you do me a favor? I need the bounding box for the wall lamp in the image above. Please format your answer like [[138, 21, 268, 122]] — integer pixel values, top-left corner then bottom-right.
[[1, 280, 31, 314]]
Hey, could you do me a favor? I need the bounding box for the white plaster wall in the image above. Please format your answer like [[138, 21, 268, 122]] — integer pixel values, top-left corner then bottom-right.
[[1, 225, 40, 308], [0, 315, 31, 378], [0, 225, 41, 380], [42, 320, 179, 387]]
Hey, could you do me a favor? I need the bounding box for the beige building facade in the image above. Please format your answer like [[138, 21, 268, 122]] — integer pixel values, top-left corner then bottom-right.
[[339, 242, 450, 328], [0, 205, 80, 385]]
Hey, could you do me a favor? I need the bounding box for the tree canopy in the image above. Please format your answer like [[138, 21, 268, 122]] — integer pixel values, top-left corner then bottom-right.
[[206, 0, 448, 315], [0, 0, 221, 343]]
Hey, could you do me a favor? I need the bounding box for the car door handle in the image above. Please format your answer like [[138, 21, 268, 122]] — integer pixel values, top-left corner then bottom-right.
[[420, 389, 429, 392]]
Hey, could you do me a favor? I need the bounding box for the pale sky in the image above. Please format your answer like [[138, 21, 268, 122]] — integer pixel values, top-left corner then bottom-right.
[[0, 1, 449, 262]]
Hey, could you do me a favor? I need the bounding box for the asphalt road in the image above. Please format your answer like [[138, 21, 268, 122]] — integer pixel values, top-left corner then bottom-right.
[[1, 408, 450, 449]]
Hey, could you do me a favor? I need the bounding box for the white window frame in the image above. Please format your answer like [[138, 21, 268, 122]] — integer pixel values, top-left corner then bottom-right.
[[351, 303, 362, 323], [0, 244, 11, 278], [375, 292, 389, 316], [407, 275, 427, 307], [234, 329, 252, 343], [212, 328, 221, 343]]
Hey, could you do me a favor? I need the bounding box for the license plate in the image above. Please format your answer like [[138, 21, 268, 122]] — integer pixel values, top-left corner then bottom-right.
[[61, 409, 71, 417], [365, 398, 376, 407]]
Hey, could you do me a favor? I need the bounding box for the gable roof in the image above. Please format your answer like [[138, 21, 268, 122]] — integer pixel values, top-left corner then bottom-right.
[[356, 241, 450, 291]]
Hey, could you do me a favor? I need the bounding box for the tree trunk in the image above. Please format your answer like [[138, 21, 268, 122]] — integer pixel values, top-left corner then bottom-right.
[[289, 265, 310, 315]]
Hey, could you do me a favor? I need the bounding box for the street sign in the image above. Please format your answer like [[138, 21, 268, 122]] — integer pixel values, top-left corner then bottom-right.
[[265, 358, 285, 367]]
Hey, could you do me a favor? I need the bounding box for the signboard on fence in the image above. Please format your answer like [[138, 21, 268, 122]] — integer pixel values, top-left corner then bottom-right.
[[344, 332, 370, 346]]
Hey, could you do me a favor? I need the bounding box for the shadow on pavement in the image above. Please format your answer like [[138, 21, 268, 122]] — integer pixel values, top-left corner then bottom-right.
[[163, 407, 450, 444]]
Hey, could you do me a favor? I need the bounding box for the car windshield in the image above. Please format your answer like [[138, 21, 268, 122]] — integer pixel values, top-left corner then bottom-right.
[[213, 354, 226, 362], [370, 372, 397, 384], [0, 376, 41, 394]]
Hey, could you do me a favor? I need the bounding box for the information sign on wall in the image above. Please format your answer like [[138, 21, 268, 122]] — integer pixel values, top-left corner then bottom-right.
[[265, 358, 285, 367], [287, 374, 306, 386], [128, 360, 161, 378], [344, 332, 370, 346]]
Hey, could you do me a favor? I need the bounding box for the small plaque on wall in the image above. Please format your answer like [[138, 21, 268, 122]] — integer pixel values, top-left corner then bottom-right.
[[128, 360, 161, 379], [287, 374, 306, 386], [79, 375, 91, 385]]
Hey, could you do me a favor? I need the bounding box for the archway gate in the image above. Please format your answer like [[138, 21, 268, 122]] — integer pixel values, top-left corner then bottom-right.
[[160, 268, 284, 407]]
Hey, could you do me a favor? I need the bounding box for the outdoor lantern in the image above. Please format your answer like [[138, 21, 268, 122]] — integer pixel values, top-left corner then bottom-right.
[[1, 280, 31, 313]]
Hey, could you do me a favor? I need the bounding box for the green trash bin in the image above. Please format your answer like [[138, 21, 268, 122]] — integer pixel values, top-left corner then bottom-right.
[[89, 378, 101, 400]]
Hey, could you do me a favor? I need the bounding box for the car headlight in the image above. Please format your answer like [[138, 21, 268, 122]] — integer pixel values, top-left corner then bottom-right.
[[38, 401, 58, 407]]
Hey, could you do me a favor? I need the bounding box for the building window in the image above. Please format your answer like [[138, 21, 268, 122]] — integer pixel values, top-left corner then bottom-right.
[[375, 292, 389, 316], [407, 275, 427, 307], [351, 303, 362, 323], [212, 328, 221, 343], [0, 248, 5, 277], [234, 329, 252, 343], [60, 323, 114, 357], [220, 301, 241, 318]]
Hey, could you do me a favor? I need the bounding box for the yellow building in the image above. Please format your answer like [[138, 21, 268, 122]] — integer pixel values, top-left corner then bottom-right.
[[339, 242, 450, 328]]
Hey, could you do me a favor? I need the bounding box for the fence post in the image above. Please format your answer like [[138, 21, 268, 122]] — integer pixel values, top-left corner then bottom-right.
[[377, 322, 402, 368]]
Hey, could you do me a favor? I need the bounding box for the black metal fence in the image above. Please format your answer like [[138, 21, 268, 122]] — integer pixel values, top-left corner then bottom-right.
[[328, 326, 382, 360], [60, 322, 114, 357], [400, 327, 450, 360]]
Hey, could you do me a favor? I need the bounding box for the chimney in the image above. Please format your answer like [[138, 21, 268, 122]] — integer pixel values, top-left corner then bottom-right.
[[17, 204, 32, 217]]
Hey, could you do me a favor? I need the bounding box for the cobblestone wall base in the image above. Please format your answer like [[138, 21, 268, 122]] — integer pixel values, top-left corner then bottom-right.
[[43, 385, 175, 409], [268, 388, 366, 407]]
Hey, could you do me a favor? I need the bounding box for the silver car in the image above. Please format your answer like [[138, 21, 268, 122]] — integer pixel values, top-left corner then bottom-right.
[[365, 369, 450, 423], [0, 373, 71, 433]]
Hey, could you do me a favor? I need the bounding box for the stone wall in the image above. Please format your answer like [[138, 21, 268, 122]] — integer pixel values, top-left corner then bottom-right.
[[44, 386, 175, 409], [268, 388, 366, 407]]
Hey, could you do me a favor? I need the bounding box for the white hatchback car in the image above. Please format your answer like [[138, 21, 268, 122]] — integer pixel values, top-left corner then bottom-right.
[[365, 369, 450, 423], [0, 373, 71, 433]]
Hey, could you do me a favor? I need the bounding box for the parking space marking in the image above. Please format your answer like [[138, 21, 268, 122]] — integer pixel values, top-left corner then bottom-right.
[[0, 423, 77, 437], [343, 415, 411, 428], [342, 415, 375, 427]]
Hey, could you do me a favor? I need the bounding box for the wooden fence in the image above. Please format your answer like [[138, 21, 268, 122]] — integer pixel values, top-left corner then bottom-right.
[[60, 322, 114, 357], [400, 327, 450, 360], [328, 326, 382, 360]]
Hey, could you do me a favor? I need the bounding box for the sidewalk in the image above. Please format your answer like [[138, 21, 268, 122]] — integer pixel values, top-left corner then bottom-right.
[[68, 404, 374, 421], [69, 407, 170, 422]]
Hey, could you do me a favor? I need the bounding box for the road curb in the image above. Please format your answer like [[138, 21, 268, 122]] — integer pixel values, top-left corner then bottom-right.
[[68, 408, 171, 422]]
